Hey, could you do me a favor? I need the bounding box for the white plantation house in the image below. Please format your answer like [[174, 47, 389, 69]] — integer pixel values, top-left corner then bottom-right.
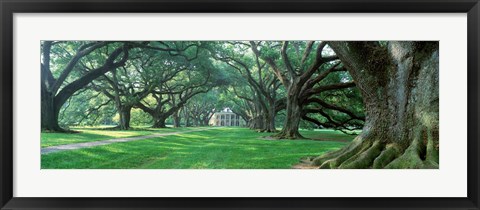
[[209, 108, 246, 127]]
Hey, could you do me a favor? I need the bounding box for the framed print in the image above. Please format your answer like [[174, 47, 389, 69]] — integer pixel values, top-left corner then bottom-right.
[[1, 0, 479, 209]]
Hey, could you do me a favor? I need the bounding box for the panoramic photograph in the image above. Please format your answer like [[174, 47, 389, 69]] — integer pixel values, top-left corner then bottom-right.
[[40, 41, 439, 169]]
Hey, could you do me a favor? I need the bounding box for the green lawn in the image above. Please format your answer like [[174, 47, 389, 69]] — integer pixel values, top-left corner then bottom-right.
[[41, 127, 356, 169], [41, 126, 200, 148]]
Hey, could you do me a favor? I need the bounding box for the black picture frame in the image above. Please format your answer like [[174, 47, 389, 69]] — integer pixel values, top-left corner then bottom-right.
[[1, 0, 479, 209]]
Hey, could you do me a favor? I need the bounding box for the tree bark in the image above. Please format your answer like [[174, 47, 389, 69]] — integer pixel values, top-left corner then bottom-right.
[[152, 116, 167, 128], [117, 106, 132, 130], [184, 108, 191, 127], [202, 118, 209, 126], [173, 111, 181, 127], [41, 89, 63, 131], [312, 41, 439, 169], [193, 117, 199, 127], [264, 99, 277, 132], [274, 79, 304, 139], [249, 115, 264, 130]]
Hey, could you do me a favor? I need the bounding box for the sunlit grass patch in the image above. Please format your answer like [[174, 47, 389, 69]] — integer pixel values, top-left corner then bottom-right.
[[41, 127, 355, 169], [41, 126, 208, 147], [301, 129, 358, 142]]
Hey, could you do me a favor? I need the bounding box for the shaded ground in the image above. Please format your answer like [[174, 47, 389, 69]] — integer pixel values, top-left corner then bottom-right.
[[41, 127, 355, 169], [41, 126, 200, 147], [260, 129, 357, 143], [41, 127, 215, 154]]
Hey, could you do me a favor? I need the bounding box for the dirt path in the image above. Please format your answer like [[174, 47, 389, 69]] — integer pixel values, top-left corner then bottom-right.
[[41, 127, 216, 155], [292, 158, 319, 169]]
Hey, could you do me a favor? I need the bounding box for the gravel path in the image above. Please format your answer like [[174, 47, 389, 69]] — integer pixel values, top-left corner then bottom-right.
[[41, 127, 216, 155]]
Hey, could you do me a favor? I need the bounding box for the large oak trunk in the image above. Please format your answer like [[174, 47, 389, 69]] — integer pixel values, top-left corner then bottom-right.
[[152, 115, 167, 128], [249, 115, 264, 130], [117, 106, 132, 130], [202, 118, 209, 126], [41, 90, 63, 131], [261, 102, 277, 132], [183, 108, 191, 127], [274, 83, 303, 139], [312, 41, 439, 169], [173, 111, 181, 128], [40, 43, 130, 132]]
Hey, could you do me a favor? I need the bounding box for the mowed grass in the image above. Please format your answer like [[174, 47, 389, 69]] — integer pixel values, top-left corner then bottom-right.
[[41, 126, 200, 147], [301, 129, 358, 141], [41, 127, 356, 169]]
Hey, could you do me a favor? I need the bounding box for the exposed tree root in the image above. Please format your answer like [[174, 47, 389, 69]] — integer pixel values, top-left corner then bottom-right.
[[272, 130, 305, 139], [372, 144, 401, 168], [258, 128, 277, 133], [292, 157, 319, 169], [385, 127, 439, 169], [316, 139, 366, 169], [311, 130, 439, 169], [339, 140, 383, 169]]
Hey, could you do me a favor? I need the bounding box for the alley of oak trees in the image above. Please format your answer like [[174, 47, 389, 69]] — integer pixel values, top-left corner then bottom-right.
[[41, 41, 438, 169]]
